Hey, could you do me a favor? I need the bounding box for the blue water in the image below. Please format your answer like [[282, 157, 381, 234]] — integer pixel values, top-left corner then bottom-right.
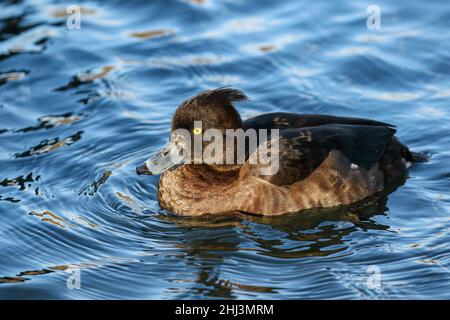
[[0, 0, 449, 299]]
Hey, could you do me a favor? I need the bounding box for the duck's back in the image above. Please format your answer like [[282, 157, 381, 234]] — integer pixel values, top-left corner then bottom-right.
[[243, 112, 395, 131]]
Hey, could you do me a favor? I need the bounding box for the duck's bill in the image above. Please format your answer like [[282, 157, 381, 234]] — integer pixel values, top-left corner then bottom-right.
[[136, 140, 184, 175]]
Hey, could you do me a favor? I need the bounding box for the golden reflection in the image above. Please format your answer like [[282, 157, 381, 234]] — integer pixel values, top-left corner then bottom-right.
[[258, 45, 276, 52], [49, 265, 69, 271], [15, 131, 83, 158], [49, 6, 97, 18], [418, 259, 439, 265], [116, 191, 144, 214], [39, 114, 81, 126], [74, 216, 98, 229], [29, 209, 99, 230], [129, 29, 173, 40], [19, 270, 52, 276], [0, 257, 135, 285], [0, 71, 27, 84], [30, 210, 77, 229], [14, 113, 83, 133], [78, 65, 115, 82], [0, 276, 27, 283], [243, 35, 299, 54]]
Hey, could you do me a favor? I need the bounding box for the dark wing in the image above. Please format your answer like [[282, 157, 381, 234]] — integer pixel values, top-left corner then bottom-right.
[[246, 124, 396, 186], [244, 112, 395, 130]]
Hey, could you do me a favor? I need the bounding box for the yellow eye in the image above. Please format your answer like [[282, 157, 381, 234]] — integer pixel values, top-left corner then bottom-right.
[[193, 127, 202, 135]]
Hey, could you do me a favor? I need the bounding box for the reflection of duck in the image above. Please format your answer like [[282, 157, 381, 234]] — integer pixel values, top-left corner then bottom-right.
[[137, 87, 425, 216], [152, 192, 393, 297]]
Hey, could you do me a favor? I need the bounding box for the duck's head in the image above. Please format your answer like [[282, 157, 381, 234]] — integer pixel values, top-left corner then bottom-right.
[[136, 87, 248, 175]]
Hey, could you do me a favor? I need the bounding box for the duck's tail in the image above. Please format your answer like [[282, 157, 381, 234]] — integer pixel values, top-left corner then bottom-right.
[[410, 151, 429, 163], [396, 136, 429, 164]]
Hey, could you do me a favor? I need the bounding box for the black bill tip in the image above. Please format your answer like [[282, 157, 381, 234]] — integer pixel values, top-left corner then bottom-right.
[[136, 163, 151, 175]]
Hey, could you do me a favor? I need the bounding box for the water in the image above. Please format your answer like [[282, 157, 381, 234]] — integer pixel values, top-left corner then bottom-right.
[[0, 0, 449, 299]]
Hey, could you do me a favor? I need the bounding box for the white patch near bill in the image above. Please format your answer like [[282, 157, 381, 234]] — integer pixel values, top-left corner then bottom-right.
[[350, 163, 359, 170], [401, 158, 412, 168]]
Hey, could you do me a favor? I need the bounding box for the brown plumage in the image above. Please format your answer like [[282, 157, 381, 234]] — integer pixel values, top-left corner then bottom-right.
[[137, 87, 424, 216]]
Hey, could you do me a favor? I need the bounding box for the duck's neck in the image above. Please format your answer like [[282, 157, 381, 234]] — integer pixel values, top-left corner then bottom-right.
[[177, 164, 241, 186], [157, 164, 242, 215]]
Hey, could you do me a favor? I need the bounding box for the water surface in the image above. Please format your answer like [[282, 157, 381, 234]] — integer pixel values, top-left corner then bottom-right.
[[0, 0, 449, 299]]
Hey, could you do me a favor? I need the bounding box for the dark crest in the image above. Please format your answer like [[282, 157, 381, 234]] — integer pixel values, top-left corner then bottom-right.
[[172, 87, 248, 130], [179, 87, 248, 110]]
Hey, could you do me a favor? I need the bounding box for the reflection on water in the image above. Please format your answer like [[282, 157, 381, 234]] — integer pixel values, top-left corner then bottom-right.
[[147, 194, 391, 298], [129, 29, 174, 40], [0, 0, 450, 299], [0, 70, 28, 85], [14, 131, 83, 158]]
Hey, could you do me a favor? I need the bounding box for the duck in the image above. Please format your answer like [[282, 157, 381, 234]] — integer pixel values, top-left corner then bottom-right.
[[136, 87, 424, 216]]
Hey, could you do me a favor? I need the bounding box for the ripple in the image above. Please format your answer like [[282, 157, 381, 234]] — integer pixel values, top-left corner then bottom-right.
[[0, 256, 138, 286], [149, 54, 230, 68], [56, 66, 115, 91], [328, 47, 370, 57], [432, 88, 450, 98], [416, 106, 447, 118], [0, 70, 28, 85], [116, 191, 145, 214], [77, 66, 115, 82], [0, 195, 20, 203], [0, 171, 43, 202], [48, 6, 97, 19], [28, 210, 98, 230], [183, 0, 208, 5], [0, 276, 27, 284], [15, 113, 83, 133], [29, 210, 77, 229], [14, 131, 83, 158], [0, 26, 56, 57], [241, 34, 301, 54], [355, 30, 422, 44], [79, 170, 112, 196], [129, 29, 174, 40], [1, 172, 38, 191], [368, 91, 424, 101], [205, 17, 267, 37]]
